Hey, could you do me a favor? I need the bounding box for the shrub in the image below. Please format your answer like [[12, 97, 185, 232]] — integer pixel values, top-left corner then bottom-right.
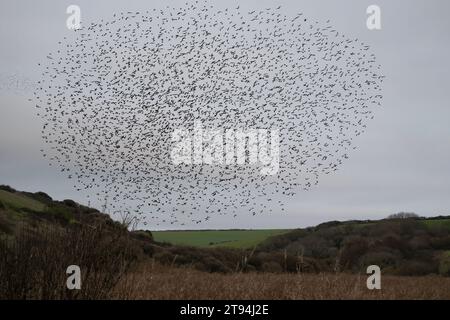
[[409, 235, 431, 250], [0, 223, 138, 299], [24, 191, 53, 204], [62, 199, 78, 208], [298, 257, 324, 273], [41, 203, 75, 224], [201, 256, 230, 273], [153, 250, 176, 265], [387, 212, 419, 219], [396, 260, 438, 276], [0, 212, 12, 234], [430, 236, 450, 249], [360, 251, 398, 269], [340, 237, 369, 270], [247, 253, 263, 269], [439, 253, 450, 276], [80, 205, 99, 214], [293, 235, 332, 258], [261, 261, 283, 273], [131, 230, 154, 242], [381, 234, 409, 252], [0, 185, 16, 193], [314, 221, 342, 230]]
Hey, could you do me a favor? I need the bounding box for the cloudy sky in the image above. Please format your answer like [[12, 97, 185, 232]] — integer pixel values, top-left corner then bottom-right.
[[1, 0, 450, 229]]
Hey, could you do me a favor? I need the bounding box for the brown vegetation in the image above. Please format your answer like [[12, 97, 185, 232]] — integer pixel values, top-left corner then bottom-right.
[[2, 218, 449, 300], [1, 185, 450, 300], [0, 223, 139, 299], [113, 262, 450, 300]]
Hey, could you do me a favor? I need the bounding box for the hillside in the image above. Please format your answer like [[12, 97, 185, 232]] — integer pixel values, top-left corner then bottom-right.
[[255, 218, 450, 275], [0, 185, 146, 240], [1, 184, 450, 278]]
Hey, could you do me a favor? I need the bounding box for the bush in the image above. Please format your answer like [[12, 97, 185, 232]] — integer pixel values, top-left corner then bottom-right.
[[62, 199, 78, 208], [360, 251, 398, 269], [430, 236, 450, 249], [247, 253, 263, 269], [261, 261, 283, 273], [315, 221, 342, 230], [0, 213, 12, 234], [340, 237, 369, 270], [292, 235, 332, 259], [153, 250, 176, 265], [409, 235, 431, 250], [80, 205, 99, 214], [35, 191, 52, 201], [381, 234, 410, 252], [439, 253, 450, 276], [396, 260, 437, 276], [298, 257, 323, 273], [0, 223, 138, 299], [0, 185, 16, 193], [201, 256, 230, 273], [41, 203, 75, 224], [131, 230, 154, 242], [387, 212, 419, 219]]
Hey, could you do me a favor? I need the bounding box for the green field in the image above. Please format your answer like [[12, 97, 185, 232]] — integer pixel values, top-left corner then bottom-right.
[[152, 229, 290, 248], [423, 219, 450, 230], [0, 190, 45, 212]]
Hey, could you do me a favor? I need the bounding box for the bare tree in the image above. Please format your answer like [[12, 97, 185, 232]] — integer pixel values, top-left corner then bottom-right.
[[118, 210, 140, 231], [387, 212, 419, 219]]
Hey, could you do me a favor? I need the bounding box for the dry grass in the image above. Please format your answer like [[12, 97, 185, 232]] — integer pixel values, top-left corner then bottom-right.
[[0, 224, 138, 300], [114, 262, 450, 300], [1, 219, 449, 300]]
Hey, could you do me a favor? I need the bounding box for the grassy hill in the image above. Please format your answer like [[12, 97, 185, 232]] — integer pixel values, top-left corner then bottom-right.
[[0, 185, 125, 235], [0, 186, 450, 299], [0, 189, 46, 212], [2, 184, 450, 299], [1, 184, 450, 278]]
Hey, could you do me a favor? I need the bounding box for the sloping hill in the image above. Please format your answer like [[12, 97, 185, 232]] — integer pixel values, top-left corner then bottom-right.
[[1, 184, 450, 277], [0, 185, 124, 235], [255, 217, 450, 275], [0, 189, 46, 212]]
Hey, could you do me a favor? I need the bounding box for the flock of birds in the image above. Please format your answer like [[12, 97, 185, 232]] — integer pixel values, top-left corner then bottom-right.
[[33, 1, 384, 227]]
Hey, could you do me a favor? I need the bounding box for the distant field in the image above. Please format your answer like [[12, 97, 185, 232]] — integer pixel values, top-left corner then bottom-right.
[[423, 219, 450, 229], [152, 229, 290, 248]]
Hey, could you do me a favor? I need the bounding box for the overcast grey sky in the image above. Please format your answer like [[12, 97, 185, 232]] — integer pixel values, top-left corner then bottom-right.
[[1, 0, 450, 229]]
